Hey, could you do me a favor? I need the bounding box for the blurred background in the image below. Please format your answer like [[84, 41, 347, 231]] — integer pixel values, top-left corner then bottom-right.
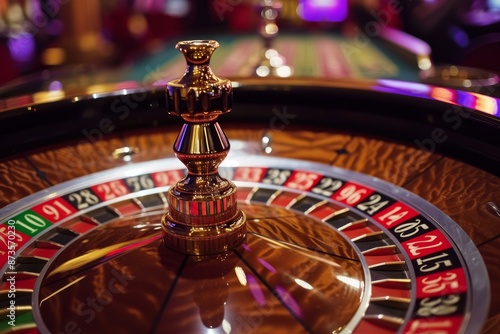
[[0, 0, 499, 87]]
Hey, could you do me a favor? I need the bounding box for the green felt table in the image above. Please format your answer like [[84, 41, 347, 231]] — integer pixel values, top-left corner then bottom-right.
[[117, 32, 421, 85]]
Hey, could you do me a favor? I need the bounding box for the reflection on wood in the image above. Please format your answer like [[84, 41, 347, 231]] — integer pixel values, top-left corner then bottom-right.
[[404, 157, 500, 245], [0, 125, 498, 333]]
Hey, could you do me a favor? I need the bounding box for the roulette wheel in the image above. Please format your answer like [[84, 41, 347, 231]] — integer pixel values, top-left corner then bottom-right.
[[0, 37, 499, 334]]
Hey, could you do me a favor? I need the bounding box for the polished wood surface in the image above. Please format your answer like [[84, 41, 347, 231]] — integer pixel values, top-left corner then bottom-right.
[[0, 124, 498, 332]]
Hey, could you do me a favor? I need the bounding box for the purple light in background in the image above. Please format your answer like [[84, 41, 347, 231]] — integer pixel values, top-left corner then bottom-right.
[[298, 0, 348, 22], [48, 81, 63, 91], [46, 20, 64, 36], [165, 0, 191, 17], [376, 79, 432, 99], [152, 79, 169, 87], [378, 79, 431, 94], [456, 90, 476, 108], [380, 27, 432, 56], [449, 26, 469, 48], [30, 0, 43, 21], [7, 33, 36, 63]]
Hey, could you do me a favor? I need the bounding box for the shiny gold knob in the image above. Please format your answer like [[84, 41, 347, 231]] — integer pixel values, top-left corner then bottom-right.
[[166, 40, 232, 122], [162, 40, 246, 256]]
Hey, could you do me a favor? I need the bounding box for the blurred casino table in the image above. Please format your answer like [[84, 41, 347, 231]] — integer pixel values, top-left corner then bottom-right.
[[118, 31, 424, 84], [0, 28, 432, 99]]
